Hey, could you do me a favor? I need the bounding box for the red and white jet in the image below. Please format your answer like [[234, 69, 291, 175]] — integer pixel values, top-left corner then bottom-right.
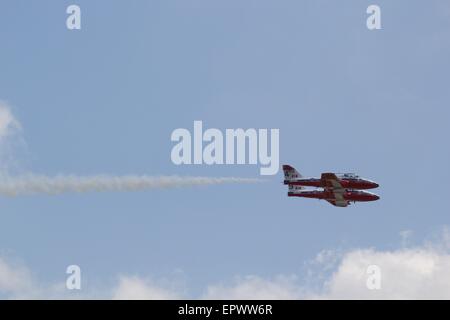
[[283, 165, 380, 207]]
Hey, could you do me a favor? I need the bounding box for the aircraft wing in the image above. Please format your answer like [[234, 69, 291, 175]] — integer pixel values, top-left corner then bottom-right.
[[321, 173, 345, 192], [321, 173, 348, 207], [326, 199, 349, 207]]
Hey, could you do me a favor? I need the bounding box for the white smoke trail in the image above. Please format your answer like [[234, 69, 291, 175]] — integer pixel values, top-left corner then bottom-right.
[[0, 174, 262, 197]]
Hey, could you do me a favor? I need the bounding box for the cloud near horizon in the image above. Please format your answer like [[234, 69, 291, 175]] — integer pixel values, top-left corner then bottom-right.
[[1, 229, 450, 299]]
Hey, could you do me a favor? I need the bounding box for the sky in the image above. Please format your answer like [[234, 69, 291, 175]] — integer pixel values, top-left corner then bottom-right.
[[0, 0, 450, 299]]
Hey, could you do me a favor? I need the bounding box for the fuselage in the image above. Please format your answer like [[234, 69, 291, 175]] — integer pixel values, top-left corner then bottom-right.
[[288, 189, 380, 202], [284, 177, 379, 190]]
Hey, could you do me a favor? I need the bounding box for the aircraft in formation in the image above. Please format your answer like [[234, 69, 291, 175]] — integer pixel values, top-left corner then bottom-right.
[[283, 165, 380, 207]]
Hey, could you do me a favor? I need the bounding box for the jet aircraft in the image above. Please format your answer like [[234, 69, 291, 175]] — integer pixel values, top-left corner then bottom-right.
[[283, 165, 380, 207], [283, 165, 379, 190]]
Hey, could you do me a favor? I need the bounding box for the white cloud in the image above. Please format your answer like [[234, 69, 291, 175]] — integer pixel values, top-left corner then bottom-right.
[[0, 101, 24, 173], [203, 275, 303, 300], [400, 230, 414, 247], [314, 247, 450, 299], [197, 246, 450, 300], [0, 257, 37, 298], [112, 276, 181, 300], [0, 101, 21, 141], [1, 230, 450, 299]]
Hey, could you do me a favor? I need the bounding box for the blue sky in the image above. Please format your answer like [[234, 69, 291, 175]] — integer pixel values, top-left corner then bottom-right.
[[0, 0, 450, 299]]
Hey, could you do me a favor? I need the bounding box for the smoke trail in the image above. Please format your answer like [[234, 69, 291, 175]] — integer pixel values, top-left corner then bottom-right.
[[0, 174, 262, 196]]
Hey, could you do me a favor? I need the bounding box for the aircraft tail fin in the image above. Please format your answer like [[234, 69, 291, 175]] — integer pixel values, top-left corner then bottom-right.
[[282, 165, 302, 181]]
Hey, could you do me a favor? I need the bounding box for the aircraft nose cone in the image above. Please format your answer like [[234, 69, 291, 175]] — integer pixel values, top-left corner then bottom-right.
[[374, 194, 380, 200], [371, 182, 379, 189]]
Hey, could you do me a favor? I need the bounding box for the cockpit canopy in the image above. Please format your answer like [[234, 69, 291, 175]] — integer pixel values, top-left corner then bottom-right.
[[337, 173, 359, 179]]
